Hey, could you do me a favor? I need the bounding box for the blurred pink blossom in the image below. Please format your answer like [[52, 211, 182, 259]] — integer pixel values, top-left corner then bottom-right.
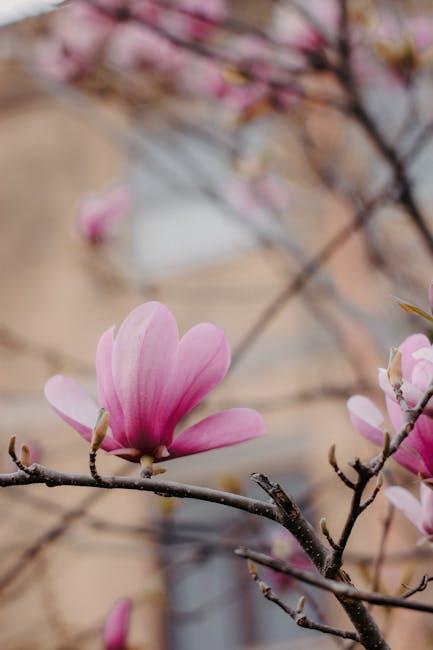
[[386, 483, 433, 539], [35, 39, 88, 83], [52, 1, 116, 60], [131, 0, 163, 26], [75, 185, 131, 245], [348, 333, 433, 478], [103, 598, 132, 650], [271, 0, 339, 55], [178, 56, 226, 98], [45, 302, 265, 462], [107, 23, 183, 71], [229, 172, 289, 219], [267, 530, 312, 590], [368, 13, 433, 84], [162, 0, 227, 41]]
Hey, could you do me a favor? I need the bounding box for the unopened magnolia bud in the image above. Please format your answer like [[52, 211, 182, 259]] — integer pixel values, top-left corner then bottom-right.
[[320, 517, 328, 535], [247, 559, 256, 576], [8, 436, 16, 458], [296, 595, 305, 614], [20, 444, 31, 467], [328, 444, 337, 468], [91, 409, 109, 452], [387, 348, 402, 387]]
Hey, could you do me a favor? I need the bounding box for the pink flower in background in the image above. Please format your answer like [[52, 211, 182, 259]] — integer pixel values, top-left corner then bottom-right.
[[107, 23, 183, 71], [131, 0, 163, 26], [35, 39, 88, 83], [162, 0, 227, 41], [75, 185, 131, 245], [267, 530, 312, 590], [386, 483, 433, 539], [103, 598, 132, 650], [51, 1, 116, 61], [45, 302, 265, 462], [37, 1, 117, 82], [369, 13, 433, 84], [271, 0, 339, 55], [179, 56, 226, 98], [348, 333, 433, 478]]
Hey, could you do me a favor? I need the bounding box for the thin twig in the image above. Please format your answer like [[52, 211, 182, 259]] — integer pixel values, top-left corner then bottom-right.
[[247, 560, 360, 642]]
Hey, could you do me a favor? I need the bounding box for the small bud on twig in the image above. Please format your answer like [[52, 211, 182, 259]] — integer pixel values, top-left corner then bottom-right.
[[20, 444, 31, 468], [91, 409, 109, 452], [89, 409, 109, 483], [320, 517, 339, 550], [8, 436, 33, 475], [296, 595, 306, 616], [387, 348, 402, 388], [328, 444, 355, 490]]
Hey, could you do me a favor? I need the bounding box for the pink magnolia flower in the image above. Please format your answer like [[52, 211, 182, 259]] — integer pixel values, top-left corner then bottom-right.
[[267, 530, 312, 590], [103, 598, 132, 650], [44, 302, 265, 462], [385, 483, 433, 539], [271, 0, 339, 55], [348, 333, 433, 477], [75, 185, 131, 245]]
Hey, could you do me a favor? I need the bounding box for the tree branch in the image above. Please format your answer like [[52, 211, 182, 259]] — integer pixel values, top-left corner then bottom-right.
[[236, 548, 433, 616]]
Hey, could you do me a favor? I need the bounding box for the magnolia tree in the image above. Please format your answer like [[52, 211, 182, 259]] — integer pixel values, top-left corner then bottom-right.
[[5, 0, 433, 649], [4, 286, 433, 650]]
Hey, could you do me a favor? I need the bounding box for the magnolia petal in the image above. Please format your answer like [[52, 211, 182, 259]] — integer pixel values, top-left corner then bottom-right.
[[103, 598, 132, 650], [168, 408, 265, 458], [385, 397, 429, 475], [413, 347, 433, 364], [347, 395, 384, 446], [420, 483, 433, 535], [112, 302, 178, 451], [44, 375, 120, 451], [398, 333, 431, 377], [162, 323, 231, 442], [96, 327, 127, 445], [385, 486, 423, 533], [106, 447, 143, 462]]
